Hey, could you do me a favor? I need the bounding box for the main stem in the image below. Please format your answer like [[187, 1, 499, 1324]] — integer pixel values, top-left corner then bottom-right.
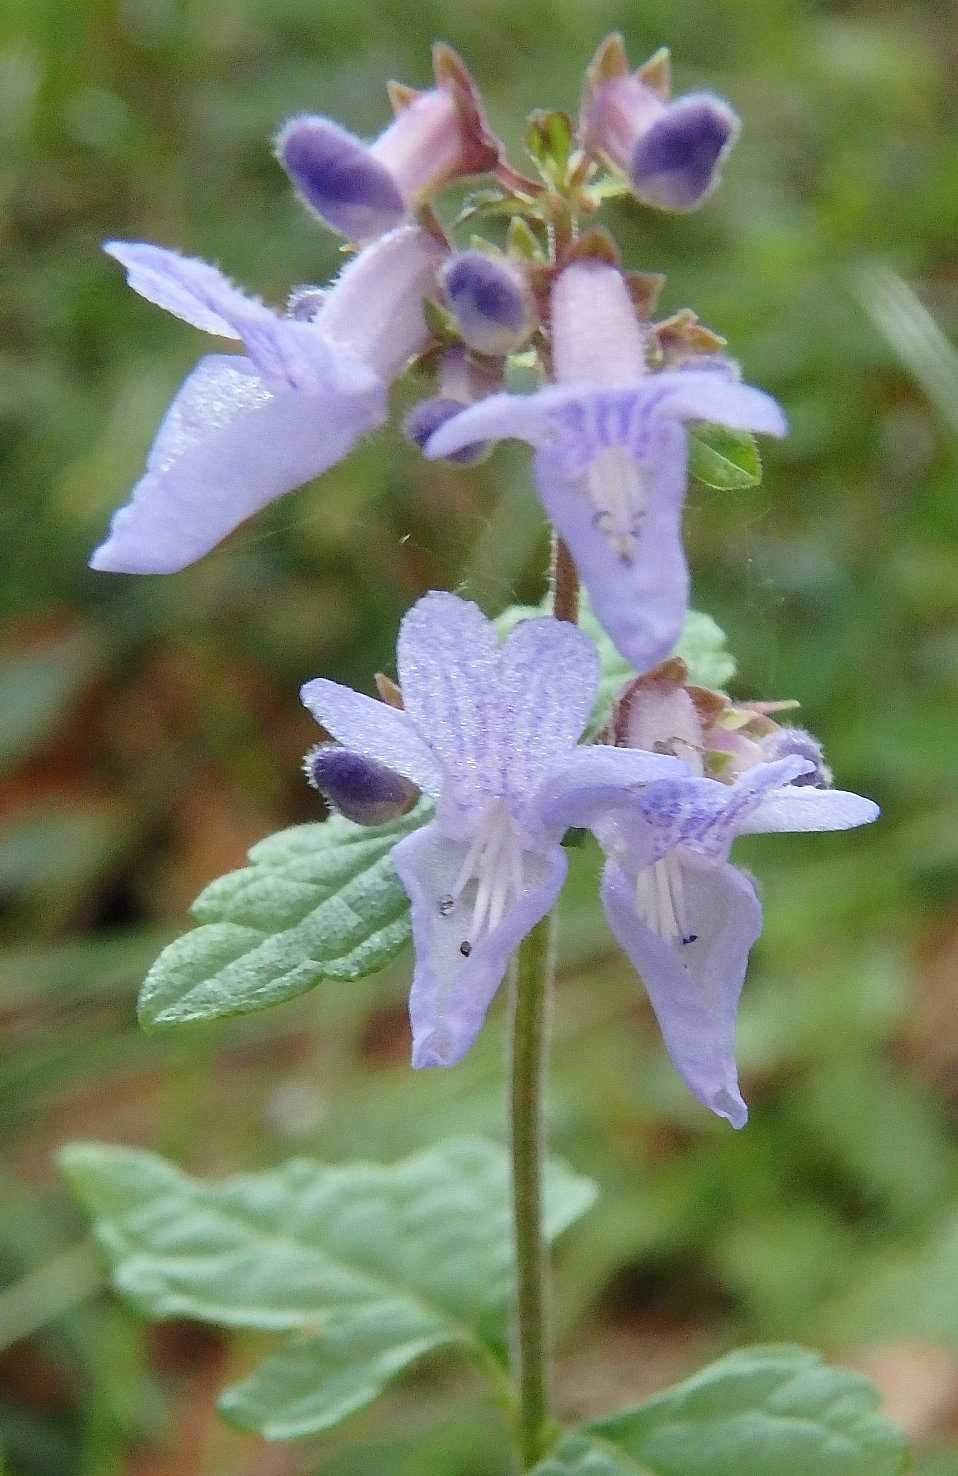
[[509, 911, 554, 1469], [508, 530, 580, 1469]]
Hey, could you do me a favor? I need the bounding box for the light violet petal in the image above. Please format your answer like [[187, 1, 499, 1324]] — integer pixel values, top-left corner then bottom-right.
[[394, 825, 566, 1068], [300, 680, 441, 795], [601, 854, 759, 1127], [315, 225, 445, 382], [423, 389, 563, 458], [104, 241, 266, 338], [533, 423, 689, 672], [405, 397, 489, 465], [551, 262, 647, 386], [635, 756, 810, 860], [642, 370, 787, 437], [495, 618, 599, 800], [232, 314, 381, 395], [533, 744, 687, 835], [90, 353, 386, 573], [737, 785, 880, 836], [396, 593, 500, 801]]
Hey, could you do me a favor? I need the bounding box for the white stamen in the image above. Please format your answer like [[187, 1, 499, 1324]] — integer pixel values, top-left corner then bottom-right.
[[635, 852, 696, 946], [447, 799, 527, 950], [586, 446, 648, 562]]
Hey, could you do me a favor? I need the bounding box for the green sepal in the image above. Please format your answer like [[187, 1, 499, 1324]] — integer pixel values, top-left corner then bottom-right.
[[525, 109, 574, 184]]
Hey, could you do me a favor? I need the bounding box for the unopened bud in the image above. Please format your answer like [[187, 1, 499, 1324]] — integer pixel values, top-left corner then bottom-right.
[[277, 56, 499, 241], [584, 69, 738, 213], [760, 728, 832, 789], [441, 252, 535, 356], [405, 345, 497, 463], [404, 397, 489, 464], [630, 94, 738, 212], [305, 745, 419, 825], [276, 116, 406, 240], [613, 664, 705, 773]]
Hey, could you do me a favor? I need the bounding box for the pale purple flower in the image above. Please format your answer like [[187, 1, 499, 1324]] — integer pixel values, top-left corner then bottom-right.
[[592, 753, 878, 1128], [91, 226, 444, 573], [425, 261, 786, 672], [301, 591, 682, 1068], [584, 68, 738, 212]]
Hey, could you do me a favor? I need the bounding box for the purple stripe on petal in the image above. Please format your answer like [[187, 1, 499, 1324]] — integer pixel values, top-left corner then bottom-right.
[[276, 115, 406, 239], [636, 757, 812, 860]]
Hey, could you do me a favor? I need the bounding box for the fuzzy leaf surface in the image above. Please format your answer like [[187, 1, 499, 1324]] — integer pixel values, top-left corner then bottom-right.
[[137, 800, 431, 1030], [60, 1137, 596, 1440], [533, 1346, 908, 1476]]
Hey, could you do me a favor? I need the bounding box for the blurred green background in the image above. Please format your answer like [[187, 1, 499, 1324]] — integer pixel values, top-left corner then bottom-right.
[[2, 0, 958, 1471]]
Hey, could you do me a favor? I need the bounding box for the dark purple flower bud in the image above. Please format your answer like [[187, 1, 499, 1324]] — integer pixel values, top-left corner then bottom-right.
[[305, 744, 418, 825], [441, 252, 534, 356], [760, 728, 833, 788], [630, 95, 738, 211], [276, 116, 406, 240], [404, 397, 489, 464]]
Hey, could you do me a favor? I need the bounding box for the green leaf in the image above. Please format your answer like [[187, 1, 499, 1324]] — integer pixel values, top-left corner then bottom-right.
[[137, 800, 431, 1031], [533, 1346, 908, 1476], [688, 423, 762, 490], [526, 109, 574, 183], [60, 1137, 596, 1441], [496, 599, 735, 736]]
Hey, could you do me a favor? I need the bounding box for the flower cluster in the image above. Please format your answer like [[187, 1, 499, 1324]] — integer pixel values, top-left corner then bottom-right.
[[92, 38, 879, 1125]]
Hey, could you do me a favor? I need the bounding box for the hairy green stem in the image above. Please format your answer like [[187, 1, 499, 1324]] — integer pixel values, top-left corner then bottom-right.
[[509, 911, 555, 1469]]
